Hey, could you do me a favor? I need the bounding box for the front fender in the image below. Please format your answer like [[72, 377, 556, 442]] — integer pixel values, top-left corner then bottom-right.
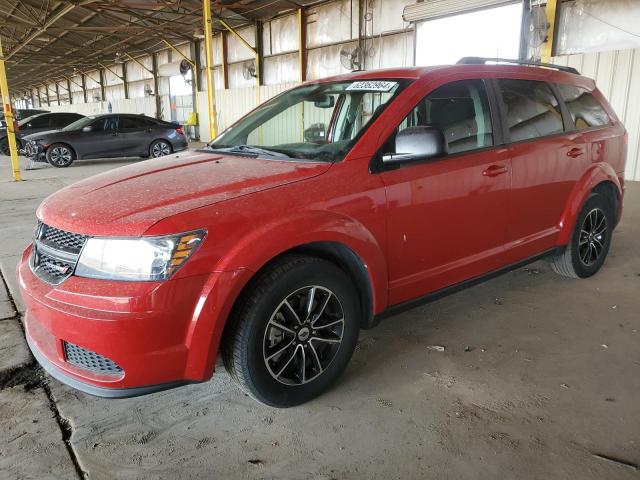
[[557, 163, 622, 245], [216, 209, 388, 315]]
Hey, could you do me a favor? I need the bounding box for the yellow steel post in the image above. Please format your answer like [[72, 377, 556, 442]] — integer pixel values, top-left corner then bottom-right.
[[541, 0, 558, 63], [0, 36, 22, 181], [202, 0, 218, 140]]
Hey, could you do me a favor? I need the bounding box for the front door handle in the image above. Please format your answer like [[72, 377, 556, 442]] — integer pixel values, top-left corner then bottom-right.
[[567, 147, 584, 158], [482, 164, 508, 177]]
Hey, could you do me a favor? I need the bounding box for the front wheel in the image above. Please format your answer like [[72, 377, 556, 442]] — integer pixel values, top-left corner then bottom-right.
[[46, 144, 75, 168], [221, 255, 360, 407], [149, 140, 172, 158], [550, 192, 614, 278]]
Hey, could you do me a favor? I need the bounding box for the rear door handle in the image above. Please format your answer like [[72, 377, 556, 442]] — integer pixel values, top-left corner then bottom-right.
[[482, 164, 508, 177], [566, 147, 584, 158]]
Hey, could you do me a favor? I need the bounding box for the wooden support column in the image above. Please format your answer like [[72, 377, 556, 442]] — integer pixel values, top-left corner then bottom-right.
[[81, 74, 87, 103], [55, 82, 60, 105], [298, 8, 307, 82], [67, 78, 73, 104], [99, 69, 106, 101], [255, 20, 264, 86], [152, 52, 161, 119], [221, 32, 229, 89], [122, 62, 129, 99]]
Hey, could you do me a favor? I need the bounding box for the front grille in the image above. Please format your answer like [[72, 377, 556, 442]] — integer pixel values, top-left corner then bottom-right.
[[40, 223, 87, 253], [63, 341, 123, 376], [37, 253, 75, 281], [31, 222, 88, 284]]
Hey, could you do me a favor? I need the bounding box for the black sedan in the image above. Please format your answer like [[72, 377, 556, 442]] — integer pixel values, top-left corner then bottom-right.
[[23, 113, 188, 167], [0, 108, 49, 128], [0, 112, 84, 156]]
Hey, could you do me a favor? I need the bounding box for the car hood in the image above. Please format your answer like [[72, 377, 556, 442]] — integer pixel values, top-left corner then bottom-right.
[[38, 150, 331, 236], [21, 129, 63, 140]]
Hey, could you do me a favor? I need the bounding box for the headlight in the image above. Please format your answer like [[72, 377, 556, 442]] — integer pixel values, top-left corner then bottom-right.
[[75, 230, 205, 281]]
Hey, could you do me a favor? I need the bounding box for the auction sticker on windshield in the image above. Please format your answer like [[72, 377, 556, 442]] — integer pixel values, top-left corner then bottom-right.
[[346, 81, 397, 92]]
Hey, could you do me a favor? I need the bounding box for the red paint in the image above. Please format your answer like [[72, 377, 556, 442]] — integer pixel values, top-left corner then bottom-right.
[[17, 65, 627, 393]]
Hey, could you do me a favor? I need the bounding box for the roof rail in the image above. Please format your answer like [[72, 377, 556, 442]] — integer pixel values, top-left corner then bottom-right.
[[456, 57, 580, 75]]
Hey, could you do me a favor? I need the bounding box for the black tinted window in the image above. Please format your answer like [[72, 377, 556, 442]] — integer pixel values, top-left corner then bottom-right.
[[26, 114, 52, 128], [399, 79, 493, 154], [555, 84, 610, 129], [121, 117, 151, 129], [498, 79, 563, 142], [90, 117, 118, 131], [51, 114, 80, 127]]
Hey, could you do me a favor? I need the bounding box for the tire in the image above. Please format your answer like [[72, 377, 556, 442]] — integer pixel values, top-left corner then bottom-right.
[[149, 139, 172, 158], [0, 138, 9, 156], [550, 192, 614, 278], [221, 255, 361, 407], [46, 143, 75, 168]]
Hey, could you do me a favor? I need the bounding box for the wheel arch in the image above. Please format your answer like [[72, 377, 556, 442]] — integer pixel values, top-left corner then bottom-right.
[[150, 138, 173, 154], [557, 163, 622, 245]]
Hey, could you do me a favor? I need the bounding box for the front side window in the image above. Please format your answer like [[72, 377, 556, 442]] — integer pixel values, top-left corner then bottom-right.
[[210, 80, 408, 162], [396, 79, 493, 155], [498, 79, 563, 142], [91, 117, 119, 131], [555, 84, 610, 129]]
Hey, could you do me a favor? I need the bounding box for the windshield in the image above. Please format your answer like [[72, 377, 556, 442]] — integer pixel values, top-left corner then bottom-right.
[[209, 79, 408, 162], [62, 116, 97, 132]]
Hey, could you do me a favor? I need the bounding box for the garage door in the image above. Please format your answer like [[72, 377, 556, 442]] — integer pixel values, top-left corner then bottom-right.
[[403, 0, 518, 22]]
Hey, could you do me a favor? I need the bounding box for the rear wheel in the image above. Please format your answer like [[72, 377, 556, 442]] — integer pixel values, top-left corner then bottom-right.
[[150, 140, 172, 158], [46, 144, 75, 168], [550, 192, 613, 278], [221, 255, 360, 407]]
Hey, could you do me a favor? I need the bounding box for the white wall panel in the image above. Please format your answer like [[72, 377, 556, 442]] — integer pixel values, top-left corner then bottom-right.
[[264, 53, 299, 85], [307, 42, 356, 80], [227, 26, 256, 63], [307, 0, 356, 48], [554, 48, 640, 181]]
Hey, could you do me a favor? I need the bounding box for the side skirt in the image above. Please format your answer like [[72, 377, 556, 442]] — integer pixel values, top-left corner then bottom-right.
[[371, 247, 564, 326]]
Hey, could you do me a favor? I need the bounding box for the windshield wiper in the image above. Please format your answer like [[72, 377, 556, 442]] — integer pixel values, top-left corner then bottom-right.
[[205, 144, 292, 159]]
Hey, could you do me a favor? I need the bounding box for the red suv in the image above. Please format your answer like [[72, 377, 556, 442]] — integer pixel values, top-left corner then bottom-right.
[[18, 59, 626, 407]]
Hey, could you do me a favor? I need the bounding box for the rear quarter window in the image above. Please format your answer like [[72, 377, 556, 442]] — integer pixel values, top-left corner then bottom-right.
[[497, 79, 564, 142], [555, 84, 611, 129]]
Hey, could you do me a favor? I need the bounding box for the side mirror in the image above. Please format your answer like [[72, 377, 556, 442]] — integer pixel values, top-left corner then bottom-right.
[[382, 126, 447, 164], [312, 95, 335, 109], [82, 125, 93, 133]]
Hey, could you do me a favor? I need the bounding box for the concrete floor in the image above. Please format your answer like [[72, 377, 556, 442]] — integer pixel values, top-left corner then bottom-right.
[[1, 153, 639, 480]]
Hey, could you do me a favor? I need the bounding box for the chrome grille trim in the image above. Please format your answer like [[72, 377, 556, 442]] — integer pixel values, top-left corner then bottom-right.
[[31, 222, 88, 284]]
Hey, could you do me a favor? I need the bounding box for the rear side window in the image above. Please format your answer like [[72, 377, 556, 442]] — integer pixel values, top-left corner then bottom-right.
[[497, 79, 563, 142], [26, 115, 52, 128], [121, 117, 150, 129], [555, 84, 611, 129], [398, 79, 493, 154]]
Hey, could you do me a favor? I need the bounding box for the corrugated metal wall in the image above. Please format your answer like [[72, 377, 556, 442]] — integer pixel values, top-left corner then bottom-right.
[[552, 48, 640, 181]]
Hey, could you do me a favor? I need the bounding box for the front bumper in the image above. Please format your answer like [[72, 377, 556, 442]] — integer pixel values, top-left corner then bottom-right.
[[17, 245, 251, 397], [23, 140, 46, 162]]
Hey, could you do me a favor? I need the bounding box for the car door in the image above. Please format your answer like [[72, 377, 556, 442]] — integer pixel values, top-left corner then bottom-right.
[[120, 116, 154, 156], [380, 79, 512, 306], [75, 116, 123, 159], [495, 79, 590, 263]]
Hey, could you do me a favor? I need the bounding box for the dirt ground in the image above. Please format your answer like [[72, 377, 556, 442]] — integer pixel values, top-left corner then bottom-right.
[[1, 154, 638, 480]]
